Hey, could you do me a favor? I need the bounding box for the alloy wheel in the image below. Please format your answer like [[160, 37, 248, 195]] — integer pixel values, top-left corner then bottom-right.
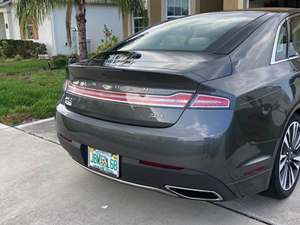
[[279, 121, 300, 191]]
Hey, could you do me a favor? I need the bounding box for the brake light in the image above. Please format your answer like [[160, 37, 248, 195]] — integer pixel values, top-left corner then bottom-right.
[[190, 94, 230, 108], [66, 82, 193, 108]]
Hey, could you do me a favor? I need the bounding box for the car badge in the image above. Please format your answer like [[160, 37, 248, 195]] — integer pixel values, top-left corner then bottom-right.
[[102, 84, 112, 90]]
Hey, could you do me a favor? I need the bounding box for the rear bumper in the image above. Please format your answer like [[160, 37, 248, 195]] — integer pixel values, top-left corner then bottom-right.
[[58, 134, 233, 200], [56, 104, 272, 201]]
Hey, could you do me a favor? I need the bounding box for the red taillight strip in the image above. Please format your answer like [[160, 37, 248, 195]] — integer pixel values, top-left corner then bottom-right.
[[66, 82, 193, 108], [190, 94, 230, 108]]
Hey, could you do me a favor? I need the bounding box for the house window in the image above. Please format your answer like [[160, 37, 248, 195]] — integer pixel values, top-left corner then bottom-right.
[[21, 21, 39, 40], [132, 0, 148, 34], [26, 24, 35, 39], [166, 0, 191, 20], [132, 16, 148, 33]]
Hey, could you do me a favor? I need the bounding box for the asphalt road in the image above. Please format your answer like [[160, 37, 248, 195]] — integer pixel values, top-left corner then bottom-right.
[[0, 119, 299, 225]]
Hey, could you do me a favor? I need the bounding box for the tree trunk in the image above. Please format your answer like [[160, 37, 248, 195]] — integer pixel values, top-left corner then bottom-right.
[[66, 0, 73, 47], [75, 0, 88, 60]]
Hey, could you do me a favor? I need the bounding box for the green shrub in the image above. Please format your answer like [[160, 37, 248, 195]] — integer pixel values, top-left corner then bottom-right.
[[0, 50, 6, 60], [48, 55, 68, 70], [96, 25, 118, 54], [14, 54, 23, 61], [32, 42, 47, 57], [0, 39, 47, 59], [88, 52, 97, 59]]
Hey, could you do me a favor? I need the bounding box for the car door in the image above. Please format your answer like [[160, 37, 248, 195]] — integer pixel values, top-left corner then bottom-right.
[[287, 15, 300, 106]]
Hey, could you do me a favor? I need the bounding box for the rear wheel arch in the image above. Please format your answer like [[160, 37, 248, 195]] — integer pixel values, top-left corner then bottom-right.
[[271, 104, 300, 160], [264, 103, 300, 193], [294, 107, 300, 117], [265, 112, 300, 198], [265, 105, 300, 187]]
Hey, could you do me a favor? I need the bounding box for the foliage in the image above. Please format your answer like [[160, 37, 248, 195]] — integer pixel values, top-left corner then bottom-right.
[[96, 25, 119, 54], [68, 54, 80, 64], [0, 59, 65, 125], [15, 0, 64, 33], [111, 0, 146, 16], [0, 40, 47, 59], [48, 55, 69, 70], [14, 55, 24, 61]]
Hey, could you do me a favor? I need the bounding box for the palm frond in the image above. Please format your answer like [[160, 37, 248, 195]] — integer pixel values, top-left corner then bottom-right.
[[16, 0, 65, 33], [111, 0, 146, 16]]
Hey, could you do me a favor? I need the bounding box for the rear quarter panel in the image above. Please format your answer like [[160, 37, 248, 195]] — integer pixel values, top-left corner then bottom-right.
[[204, 16, 300, 184]]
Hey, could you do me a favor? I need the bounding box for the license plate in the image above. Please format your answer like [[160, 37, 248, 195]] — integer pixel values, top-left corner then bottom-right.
[[88, 147, 119, 177]]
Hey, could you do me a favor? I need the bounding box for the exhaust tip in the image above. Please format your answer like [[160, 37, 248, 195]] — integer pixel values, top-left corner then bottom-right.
[[165, 185, 223, 201]]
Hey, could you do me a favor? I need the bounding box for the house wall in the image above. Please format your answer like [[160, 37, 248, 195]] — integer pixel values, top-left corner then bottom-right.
[[8, 6, 21, 39], [123, 0, 228, 38], [149, 0, 162, 26], [0, 5, 20, 40], [122, 13, 130, 38], [197, 0, 223, 13], [51, 4, 122, 56], [0, 13, 6, 39], [1, 3, 123, 56], [150, 0, 224, 24], [85, 5, 122, 52], [223, 0, 246, 10], [37, 14, 56, 56]]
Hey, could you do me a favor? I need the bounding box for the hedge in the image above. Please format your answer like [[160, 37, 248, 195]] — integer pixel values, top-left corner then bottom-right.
[[48, 55, 69, 70], [0, 39, 47, 59]]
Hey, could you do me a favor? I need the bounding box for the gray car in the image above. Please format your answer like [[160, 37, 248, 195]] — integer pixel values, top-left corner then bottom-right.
[[57, 9, 300, 201]]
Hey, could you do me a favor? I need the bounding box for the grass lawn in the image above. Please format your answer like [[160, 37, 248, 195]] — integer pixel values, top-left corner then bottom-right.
[[0, 59, 66, 126]]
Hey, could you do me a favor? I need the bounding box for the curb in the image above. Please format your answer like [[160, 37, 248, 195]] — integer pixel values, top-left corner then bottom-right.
[[16, 117, 55, 129], [0, 123, 9, 130]]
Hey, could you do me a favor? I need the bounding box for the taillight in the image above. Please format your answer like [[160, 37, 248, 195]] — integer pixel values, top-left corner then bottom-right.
[[189, 94, 230, 109], [66, 82, 193, 108]]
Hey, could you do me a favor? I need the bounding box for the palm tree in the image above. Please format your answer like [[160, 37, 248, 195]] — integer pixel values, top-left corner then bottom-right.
[[16, 0, 145, 60]]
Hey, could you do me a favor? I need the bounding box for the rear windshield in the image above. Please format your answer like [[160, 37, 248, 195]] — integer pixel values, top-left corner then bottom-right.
[[117, 12, 264, 52]]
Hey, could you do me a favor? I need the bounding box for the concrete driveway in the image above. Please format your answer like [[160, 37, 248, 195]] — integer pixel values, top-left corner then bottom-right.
[[0, 119, 299, 225]]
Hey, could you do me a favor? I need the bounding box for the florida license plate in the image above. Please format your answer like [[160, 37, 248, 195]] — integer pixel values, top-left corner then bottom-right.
[[88, 147, 119, 177]]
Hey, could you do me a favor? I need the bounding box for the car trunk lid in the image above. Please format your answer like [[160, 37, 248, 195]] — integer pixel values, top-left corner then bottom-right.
[[64, 51, 231, 127]]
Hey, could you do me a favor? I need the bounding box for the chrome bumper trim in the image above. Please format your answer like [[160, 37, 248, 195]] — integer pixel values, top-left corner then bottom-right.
[[75, 162, 178, 198], [165, 185, 223, 201]]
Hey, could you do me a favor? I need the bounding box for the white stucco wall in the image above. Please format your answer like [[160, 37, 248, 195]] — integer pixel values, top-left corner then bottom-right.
[[85, 5, 122, 52], [9, 6, 21, 39], [0, 4, 122, 56], [37, 14, 56, 56], [0, 13, 6, 39], [0, 6, 20, 39], [51, 4, 122, 56]]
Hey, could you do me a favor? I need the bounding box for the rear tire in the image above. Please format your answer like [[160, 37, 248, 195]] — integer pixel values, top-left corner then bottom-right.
[[266, 114, 300, 199]]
